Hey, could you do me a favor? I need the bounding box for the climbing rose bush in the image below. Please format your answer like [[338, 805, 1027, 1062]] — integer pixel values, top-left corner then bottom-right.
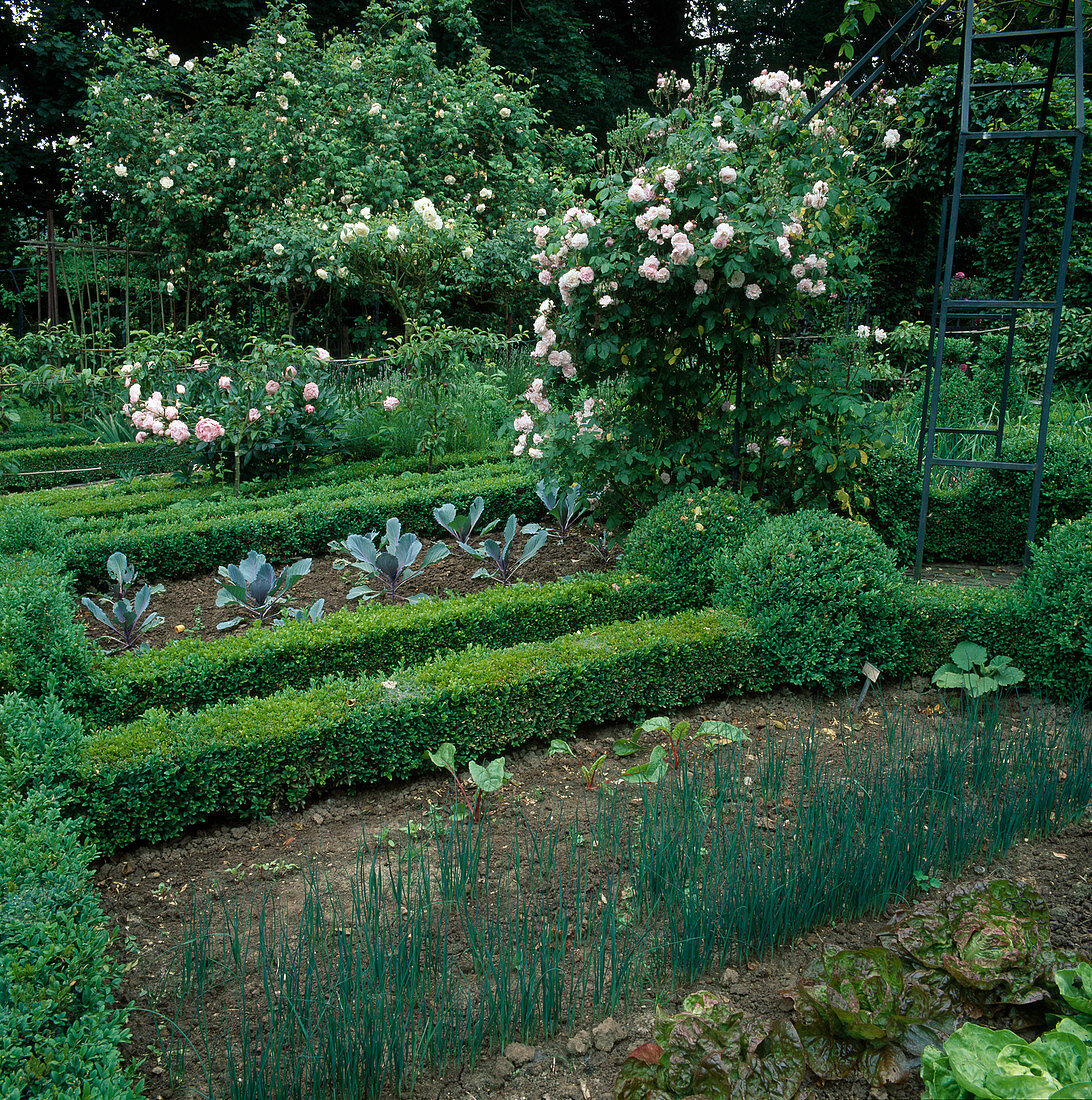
[[515, 72, 907, 521]]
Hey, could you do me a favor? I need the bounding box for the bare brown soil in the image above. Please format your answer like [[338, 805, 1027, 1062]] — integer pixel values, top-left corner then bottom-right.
[[94, 682, 1091, 1100]]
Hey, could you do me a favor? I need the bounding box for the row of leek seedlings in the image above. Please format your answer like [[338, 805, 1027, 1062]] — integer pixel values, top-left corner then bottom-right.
[[147, 698, 1091, 1098]]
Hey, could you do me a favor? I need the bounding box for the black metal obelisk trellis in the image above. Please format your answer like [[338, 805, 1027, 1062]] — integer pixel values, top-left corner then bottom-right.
[[913, 0, 1085, 578], [803, 0, 1085, 578]]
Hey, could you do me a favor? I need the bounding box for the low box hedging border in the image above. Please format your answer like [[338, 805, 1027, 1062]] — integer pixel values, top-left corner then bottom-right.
[[63, 464, 538, 586], [75, 609, 766, 852], [84, 573, 680, 726], [0, 788, 138, 1098], [75, 566, 1091, 854]]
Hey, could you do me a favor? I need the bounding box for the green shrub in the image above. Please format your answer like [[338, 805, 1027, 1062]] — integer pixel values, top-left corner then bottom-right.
[[622, 487, 766, 606], [0, 553, 92, 704], [1016, 517, 1092, 700], [0, 693, 82, 801], [60, 463, 538, 586], [75, 609, 766, 851], [858, 439, 922, 564], [714, 510, 908, 691], [0, 502, 58, 554], [0, 788, 138, 1099], [84, 572, 678, 726]]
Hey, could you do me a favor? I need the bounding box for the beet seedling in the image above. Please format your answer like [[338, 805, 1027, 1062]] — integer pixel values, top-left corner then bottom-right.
[[548, 738, 608, 790], [427, 742, 513, 822]]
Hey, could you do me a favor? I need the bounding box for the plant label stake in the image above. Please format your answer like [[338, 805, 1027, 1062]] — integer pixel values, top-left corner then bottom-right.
[[855, 661, 880, 711]]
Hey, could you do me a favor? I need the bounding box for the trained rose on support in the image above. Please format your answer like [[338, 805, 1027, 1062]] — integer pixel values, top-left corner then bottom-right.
[[518, 70, 908, 522]]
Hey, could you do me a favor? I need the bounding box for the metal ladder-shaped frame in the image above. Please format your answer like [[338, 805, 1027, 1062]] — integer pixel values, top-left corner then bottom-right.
[[913, 0, 1086, 579]]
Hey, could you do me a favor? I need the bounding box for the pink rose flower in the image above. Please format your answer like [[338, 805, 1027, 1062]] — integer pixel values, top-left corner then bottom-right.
[[302, 382, 319, 401], [305, 403, 315, 413], [284, 365, 298, 379], [194, 417, 225, 443], [192, 358, 210, 371], [168, 420, 190, 444], [313, 347, 331, 361], [383, 396, 400, 412], [218, 375, 232, 391], [265, 379, 280, 395], [135, 431, 147, 443], [128, 383, 141, 402], [247, 408, 261, 423]]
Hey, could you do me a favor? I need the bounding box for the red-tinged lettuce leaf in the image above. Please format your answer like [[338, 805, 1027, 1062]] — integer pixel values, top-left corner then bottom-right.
[[614, 994, 806, 1099], [615, 1044, 670, 1100], [880, 881, 1054, 1006], [791, 949, 958, 1087]]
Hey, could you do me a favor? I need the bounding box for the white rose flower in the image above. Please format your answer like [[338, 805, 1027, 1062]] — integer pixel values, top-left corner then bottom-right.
[[168, 53, 180, 66], [184, 59, 194, 72], [350, 57, 361, 70], [499, 107, 511, 118], [159, 176, 174, 189], [475, 203, 486, 213], [228, 157, 236, 167], [273, 243, 285, 255], [479, 188, 492, 199], [443, 174, 456, 185], [114, 164, 128, 177], [277, 34, 287, 44], [316, 268, 330, 281], [369, 103, 381, 116], [461, 245, 474, 259], [166, 281, 175, 293], [386, 224, 399, 240]]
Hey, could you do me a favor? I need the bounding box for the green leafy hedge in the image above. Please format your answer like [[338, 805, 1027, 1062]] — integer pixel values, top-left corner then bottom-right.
[[62, 462, 537, 586], [74, 609, 765, 852], [85, 573, 678, 725], [861, 435, 1092, 564], [0, 697, 138, 1100]]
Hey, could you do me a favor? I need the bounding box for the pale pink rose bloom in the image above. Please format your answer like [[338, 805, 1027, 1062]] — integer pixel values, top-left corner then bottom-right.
[[719, 166, 737, 185], [128, 383, 141, 402], [164, 406, 178, 421], [218, 375, 232, 391], [694, 279, 708, 295], [122, 403, 132, 415], [176, 383, 186, 395], [314, 347, 331, 360], [135, 431, 148, 443], [247, 408, 261, 423], [193, 358, 210, 371], [538, 270, 553, 285], [515, 410, 536, 433], [194, 417, 225, 442], [746, 441, 761, 456], [169, 420, 190, 444], [562, 362, 577, 379], [285, 365, 298, 379], [302, 382, 319, 401], [776, 435, 792, 447], [578, 266, 594, 284], [383, 396, 400, 412], [305, 404, 315, 413], [146, 395, 163, 416], [265, 379, 280, 395], [745, 283, 761, 300], [152, 419, 165, 435], [527, 447, 544, 459]]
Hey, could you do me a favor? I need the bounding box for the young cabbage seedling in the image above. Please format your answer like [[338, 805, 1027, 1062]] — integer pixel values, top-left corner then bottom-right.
[[467, 514, 548, 585], [215, 550, 312, 629], [535, 478, 591, 540], [433, 496, 498, 552], [549, 738, 608, 790], [427, 742, 513, 822], [330, 517, 449, 602], [81, 552, 166, 652]]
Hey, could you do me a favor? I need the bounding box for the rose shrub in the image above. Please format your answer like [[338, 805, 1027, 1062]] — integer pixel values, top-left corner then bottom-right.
[[513, 69, 908, 524]]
